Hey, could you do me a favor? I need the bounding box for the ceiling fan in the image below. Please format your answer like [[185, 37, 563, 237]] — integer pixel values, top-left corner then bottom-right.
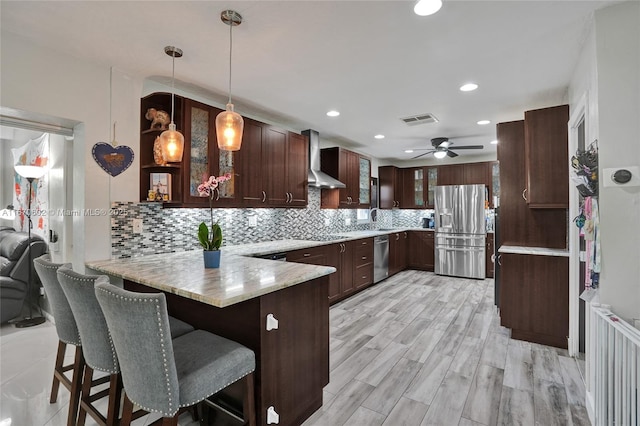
[[411, 137, 484, 159]]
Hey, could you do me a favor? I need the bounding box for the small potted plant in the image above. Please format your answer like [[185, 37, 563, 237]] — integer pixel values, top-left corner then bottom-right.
[[197, 173, 231, 268]]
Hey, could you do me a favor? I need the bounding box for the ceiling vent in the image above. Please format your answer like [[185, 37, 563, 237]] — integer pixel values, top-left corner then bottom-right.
[[400, 113, 439, 126]]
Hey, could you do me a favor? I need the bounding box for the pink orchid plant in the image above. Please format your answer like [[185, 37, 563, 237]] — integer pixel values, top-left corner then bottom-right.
[[197, 173, 232, 251]]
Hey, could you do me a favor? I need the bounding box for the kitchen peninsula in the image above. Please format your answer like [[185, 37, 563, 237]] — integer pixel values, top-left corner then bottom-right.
[[86, 249, 336, 426]]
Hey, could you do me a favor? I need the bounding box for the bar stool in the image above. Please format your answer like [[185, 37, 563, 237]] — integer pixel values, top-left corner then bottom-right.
[[57, 267, 195, 426], [33, 255, 83, 426], [94, 281, 257, 426]]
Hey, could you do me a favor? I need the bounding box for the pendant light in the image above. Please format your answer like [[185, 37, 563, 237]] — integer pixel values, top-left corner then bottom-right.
[[216, 10, 244, 152], [159, 46, 185, 162]]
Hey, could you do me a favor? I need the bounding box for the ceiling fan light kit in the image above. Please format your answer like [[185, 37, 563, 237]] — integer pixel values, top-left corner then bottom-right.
[[411, 136, 485, 159]]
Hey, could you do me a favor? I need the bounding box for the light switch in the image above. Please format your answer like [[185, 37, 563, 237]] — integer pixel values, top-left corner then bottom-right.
[[132, 219, 143, 234], [345, 218, 351, 226]]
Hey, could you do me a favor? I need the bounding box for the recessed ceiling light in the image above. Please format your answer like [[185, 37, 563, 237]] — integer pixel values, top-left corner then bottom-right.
[[490, 140, 498, 145], [404, 149, 414, 153], [477, 120, 491, 125], [326, 110, 340, 117], [374, 134, 385, 139], [460, 83, 478, 92], [414, 0, 442, 16]]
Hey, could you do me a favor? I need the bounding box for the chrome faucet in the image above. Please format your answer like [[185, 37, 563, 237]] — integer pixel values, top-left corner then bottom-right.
[[368, 207, 379, 230]]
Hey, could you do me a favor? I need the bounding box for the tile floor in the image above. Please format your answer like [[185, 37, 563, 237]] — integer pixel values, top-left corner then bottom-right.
[[0, 270, 589, 425]]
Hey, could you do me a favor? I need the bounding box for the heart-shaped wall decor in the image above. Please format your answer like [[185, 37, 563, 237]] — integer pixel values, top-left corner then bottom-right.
[[92, 142, 134, 177]]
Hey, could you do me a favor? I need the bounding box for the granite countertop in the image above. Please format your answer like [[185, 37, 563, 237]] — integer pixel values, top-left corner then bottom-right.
[[86, 250, 336, 308], [498, 245, 569, 257]]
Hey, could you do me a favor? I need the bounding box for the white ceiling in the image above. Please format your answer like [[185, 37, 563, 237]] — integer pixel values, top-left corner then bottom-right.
[[0, 1, 614, 163]]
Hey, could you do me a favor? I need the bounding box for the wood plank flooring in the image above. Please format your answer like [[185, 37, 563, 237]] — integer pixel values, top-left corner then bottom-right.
[[302, 271, 590, 426]]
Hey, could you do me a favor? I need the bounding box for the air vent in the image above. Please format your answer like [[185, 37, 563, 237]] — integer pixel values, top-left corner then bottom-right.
[[400, 113, 439, 126]]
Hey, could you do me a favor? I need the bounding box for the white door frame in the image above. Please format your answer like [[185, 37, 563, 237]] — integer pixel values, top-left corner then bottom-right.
[[567, 92, 588, 357]]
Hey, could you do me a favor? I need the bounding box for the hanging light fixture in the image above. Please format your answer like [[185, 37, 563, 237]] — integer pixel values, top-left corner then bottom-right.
[[216, 10, 244, 151], [159, 46, 185, 162]]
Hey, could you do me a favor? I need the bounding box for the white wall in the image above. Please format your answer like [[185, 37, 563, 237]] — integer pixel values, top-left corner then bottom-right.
[[594, 1, 640, 322], [1, 32, 143, 269], [568, 1, 640, 322]]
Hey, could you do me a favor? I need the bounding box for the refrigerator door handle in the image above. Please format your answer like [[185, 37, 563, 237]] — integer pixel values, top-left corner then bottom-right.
[[436, 246, 485, 253]]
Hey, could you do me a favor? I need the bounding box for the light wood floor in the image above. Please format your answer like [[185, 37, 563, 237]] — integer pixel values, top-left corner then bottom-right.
[[302, 270, 590, 426]]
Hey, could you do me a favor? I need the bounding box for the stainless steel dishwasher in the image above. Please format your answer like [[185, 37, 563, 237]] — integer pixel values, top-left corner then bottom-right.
[[373, 235, 389, 283]]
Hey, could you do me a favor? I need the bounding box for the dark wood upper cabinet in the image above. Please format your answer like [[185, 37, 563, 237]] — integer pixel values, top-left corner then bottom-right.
[[139, 93, 184, 204], [401, 167, 426, 209], [286, 132, 309, 207], [141, 93, 307, 208], [524, 104, 570, 208], [379, 166, 402, 209], [497, 120, 567, 248], [437, 164, 464, 186], [181, 98, 241, 207], [320, 147, 371, 209]]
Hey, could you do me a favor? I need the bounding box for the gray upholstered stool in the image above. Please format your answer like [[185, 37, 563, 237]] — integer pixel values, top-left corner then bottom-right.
[[34, 255, 83, 426], [95, 281, 257, 426], [57, 267, 195, 426]]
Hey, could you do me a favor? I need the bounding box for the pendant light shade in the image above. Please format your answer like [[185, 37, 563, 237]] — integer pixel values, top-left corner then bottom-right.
[[216, 103, 244, 151], [216, 10, 244, 152], [160, 46, 185, 162]]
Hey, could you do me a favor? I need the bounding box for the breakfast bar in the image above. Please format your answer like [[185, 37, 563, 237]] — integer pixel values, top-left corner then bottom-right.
[[86, 250, 336, 426]]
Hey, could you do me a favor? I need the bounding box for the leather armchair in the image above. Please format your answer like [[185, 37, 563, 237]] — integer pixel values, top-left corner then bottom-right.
[[0, 229, 48, 323]]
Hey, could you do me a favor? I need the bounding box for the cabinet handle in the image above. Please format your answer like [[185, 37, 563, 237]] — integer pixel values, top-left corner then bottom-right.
[[262, 191, 267, 203], [341, 243, 345, 253], [362, 241, 367, 245], [289, 192, 293, 203], [404, 232, 407, 238], [522, 188, 527, 202], [266, 314, 279, 331], [497, 254, 502, 266], [362, 275, 367, 279], [362, 256, 367, 260], [396, 234, 399, 241], [303, 253, 311, 257]]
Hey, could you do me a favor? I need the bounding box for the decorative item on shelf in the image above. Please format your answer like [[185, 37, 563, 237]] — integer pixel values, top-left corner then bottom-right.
[[145, 108, 170, 130], [197, 173, 232, 268], [159, 46, 185, 162], [216, 10, 244, 152], [570, 139, 598, 197], [153, 136, 166, 165], [149, 173, 171, 201]]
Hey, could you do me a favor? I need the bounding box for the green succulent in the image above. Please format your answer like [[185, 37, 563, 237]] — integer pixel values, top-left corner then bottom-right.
[[198, 222, 222, 251]]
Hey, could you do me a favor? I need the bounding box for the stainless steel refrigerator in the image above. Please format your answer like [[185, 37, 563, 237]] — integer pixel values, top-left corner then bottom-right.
[[434, 184, 486, 279]]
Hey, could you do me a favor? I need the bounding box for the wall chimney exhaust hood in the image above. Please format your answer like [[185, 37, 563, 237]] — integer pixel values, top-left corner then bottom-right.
[[302, 129, 346, 189]]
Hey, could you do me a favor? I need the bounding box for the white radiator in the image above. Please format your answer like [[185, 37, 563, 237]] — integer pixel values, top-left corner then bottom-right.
[[588, 304, 640, 425]]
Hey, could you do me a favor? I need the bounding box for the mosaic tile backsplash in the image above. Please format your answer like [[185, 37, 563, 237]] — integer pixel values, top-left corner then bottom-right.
[[111, 188, 436, 258]]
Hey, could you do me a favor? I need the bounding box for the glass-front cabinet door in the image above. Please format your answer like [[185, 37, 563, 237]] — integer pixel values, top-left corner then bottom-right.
[[413, 168, 424, 207], [183, 99, 238, 205], [427, 167, 438, 208], [358, 156, 371, 206]]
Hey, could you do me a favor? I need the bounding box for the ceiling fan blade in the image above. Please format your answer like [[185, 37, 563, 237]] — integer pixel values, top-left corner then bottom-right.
[[449, 145, 485, 150], [446, 150, 459, 158], [412, 151, 433, 159]]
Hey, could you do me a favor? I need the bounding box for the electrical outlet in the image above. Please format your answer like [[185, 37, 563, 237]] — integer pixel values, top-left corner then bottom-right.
[[40, 287, 45, 296], [132, 218, 143, 234], [324, 218, 330, 226], [248, 216, 258, 227], [345, 218, 351, 226]]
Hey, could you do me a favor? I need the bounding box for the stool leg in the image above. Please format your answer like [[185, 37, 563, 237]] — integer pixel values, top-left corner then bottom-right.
[[50, 340, 66, 403], [105, 374, 122, 426], [120, 394, 134, 426], [66, 346, 85, 426], [77, 365, 94, 426], [242, 372, 256, 426], [161, 416, 178, 426]]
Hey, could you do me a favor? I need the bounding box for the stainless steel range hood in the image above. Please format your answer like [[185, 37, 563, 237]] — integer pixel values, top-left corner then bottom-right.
[[302, 129, 346, 189]]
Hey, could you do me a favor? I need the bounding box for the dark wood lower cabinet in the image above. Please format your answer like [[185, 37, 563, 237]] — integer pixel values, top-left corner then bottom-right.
[[407, 231, 434, 271], [389, 232, 408, 276], [353, 239, 374, 291], [499, 253, 569, 349]]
